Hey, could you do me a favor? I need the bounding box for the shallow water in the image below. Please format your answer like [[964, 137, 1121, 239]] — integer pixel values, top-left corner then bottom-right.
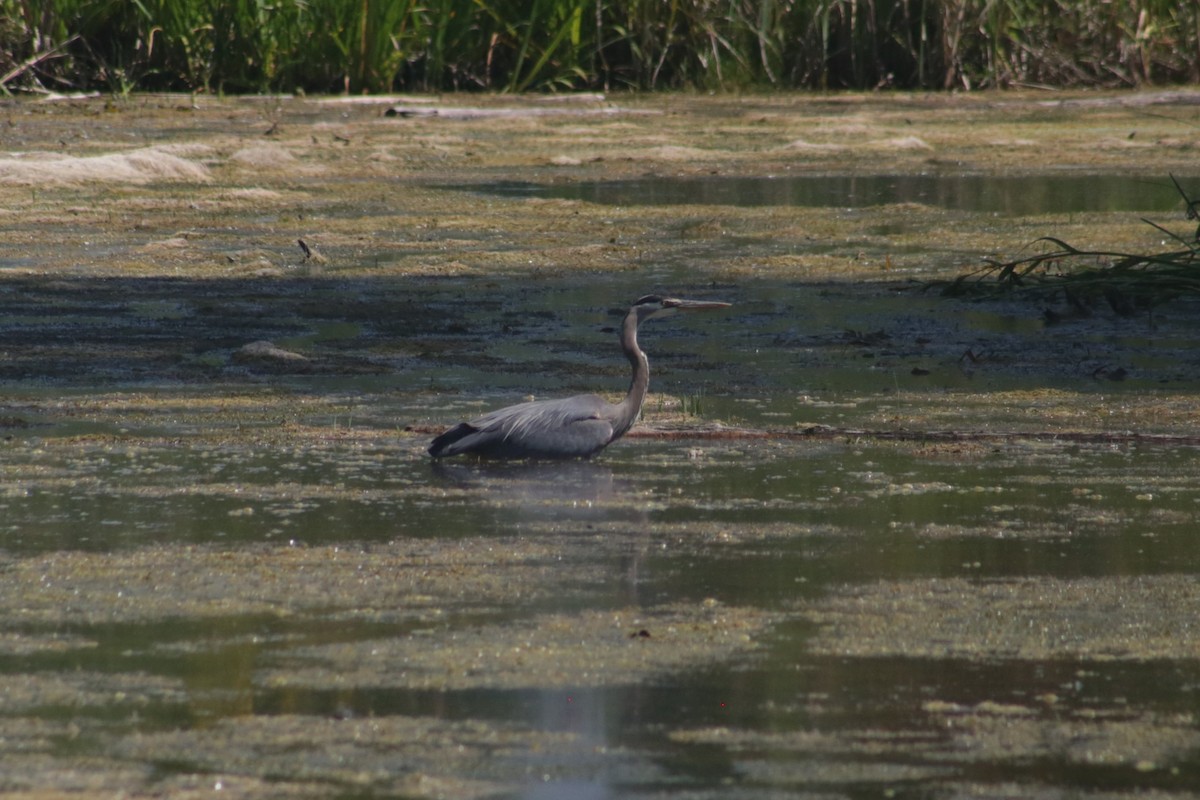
[[6, 428, 1200, 797], [6, 264, 1200, 796], [462, 173, 1194, 215], [6, 269, 1200, 798]]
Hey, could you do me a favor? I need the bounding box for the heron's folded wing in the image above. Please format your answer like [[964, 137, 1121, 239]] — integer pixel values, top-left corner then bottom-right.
[[453, 395, 615, 458]]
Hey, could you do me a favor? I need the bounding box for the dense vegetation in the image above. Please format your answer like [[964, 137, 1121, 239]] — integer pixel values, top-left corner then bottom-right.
[[3, 0, 1198, 95]]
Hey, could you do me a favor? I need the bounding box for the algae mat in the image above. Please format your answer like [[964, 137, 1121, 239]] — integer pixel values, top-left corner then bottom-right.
[[2, 91, 1200, 798]]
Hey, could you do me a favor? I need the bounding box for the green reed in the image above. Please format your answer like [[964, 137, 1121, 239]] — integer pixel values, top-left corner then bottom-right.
[[2, 0, 1198, 94]]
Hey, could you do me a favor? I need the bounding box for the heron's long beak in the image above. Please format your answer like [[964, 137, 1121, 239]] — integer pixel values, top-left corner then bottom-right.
[[665, 298, 732, 311]]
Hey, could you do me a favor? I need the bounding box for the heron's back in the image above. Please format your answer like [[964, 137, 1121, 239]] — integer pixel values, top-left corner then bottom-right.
[[428, 394, 619, 459]]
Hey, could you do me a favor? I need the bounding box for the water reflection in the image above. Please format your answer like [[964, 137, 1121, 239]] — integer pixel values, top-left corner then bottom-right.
[[430, 457, 658, 606], [429, 458, 646, 525], [459, 173, 1190, 215]]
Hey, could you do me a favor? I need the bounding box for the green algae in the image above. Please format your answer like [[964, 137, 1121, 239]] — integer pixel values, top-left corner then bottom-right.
[[803, 575, 1200, 662], [259, 601, 774, 692]]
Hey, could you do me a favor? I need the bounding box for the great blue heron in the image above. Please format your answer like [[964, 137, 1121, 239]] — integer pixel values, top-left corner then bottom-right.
[[429, 295, 731, 460]]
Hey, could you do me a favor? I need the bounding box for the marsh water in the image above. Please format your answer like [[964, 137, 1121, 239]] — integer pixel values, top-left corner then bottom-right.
[[467, 172, 1189, 215], [7, 266, 1200, 799], [4, 92, 1200, 799]]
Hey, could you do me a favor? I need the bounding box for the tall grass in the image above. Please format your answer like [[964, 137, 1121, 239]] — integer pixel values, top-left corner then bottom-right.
[[3, 0, 1198, 94]]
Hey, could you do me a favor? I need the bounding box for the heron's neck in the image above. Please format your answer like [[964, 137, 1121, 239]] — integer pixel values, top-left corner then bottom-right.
[[612, 312, 649, 439]]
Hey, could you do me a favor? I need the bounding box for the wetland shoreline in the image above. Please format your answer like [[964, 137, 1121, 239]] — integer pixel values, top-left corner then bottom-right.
[[3, 90, 1200, 799]]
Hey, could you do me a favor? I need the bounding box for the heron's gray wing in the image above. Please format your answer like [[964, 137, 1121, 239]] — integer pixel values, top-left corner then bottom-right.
[[429, 395, 616, 459]]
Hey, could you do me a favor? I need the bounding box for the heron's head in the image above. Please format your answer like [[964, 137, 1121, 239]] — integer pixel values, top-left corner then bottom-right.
[[629, 294, 731, 323]]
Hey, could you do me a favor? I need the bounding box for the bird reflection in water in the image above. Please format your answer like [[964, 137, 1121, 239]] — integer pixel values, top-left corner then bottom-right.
[[430, 458, 621, 522], [430, 457, 656, 605]]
